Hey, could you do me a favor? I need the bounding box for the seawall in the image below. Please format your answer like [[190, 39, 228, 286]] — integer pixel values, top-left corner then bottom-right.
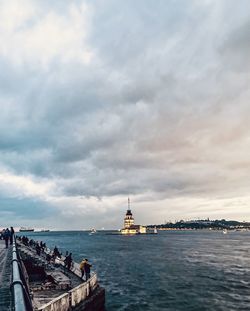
[[0, 237, 105, 311]]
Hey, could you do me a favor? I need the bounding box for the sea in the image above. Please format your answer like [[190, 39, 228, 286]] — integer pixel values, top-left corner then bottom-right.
[[18, 230, 250, 311]]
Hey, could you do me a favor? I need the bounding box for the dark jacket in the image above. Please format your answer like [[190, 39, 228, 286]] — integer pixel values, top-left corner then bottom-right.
[[3, 229, 10, 239], [84, 262, 92, 273]]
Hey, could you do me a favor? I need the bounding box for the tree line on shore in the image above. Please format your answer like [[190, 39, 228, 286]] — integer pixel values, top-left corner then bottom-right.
[[147, 219, 250, 230]]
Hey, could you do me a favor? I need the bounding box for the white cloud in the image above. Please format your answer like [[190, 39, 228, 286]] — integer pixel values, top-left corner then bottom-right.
[[0, 0, 94, 68], [0, 0, 36, 32], [0, 169, 55, 200]]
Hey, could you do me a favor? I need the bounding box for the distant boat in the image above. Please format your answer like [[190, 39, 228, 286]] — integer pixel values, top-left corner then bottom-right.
[[223, 229, 228, 234], [154, 227, 158, 234], [41, 229, 50, 232], [19, 227, 34, 232], [89, 228, 97, 235]]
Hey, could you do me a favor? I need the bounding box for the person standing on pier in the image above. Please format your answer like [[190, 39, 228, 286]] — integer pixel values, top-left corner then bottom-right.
[[53, 246, 60, 258], [79, 259, 86, 279], [36, 242, 41, 256], [84, 259, 92, 281], [65, 253, 73, 270], [10, 227, 15, 245], [3, 228, 10, 248], [63, 251, 69, 268]]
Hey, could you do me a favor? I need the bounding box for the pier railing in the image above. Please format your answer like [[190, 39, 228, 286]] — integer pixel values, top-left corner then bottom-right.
[[11, 237, 33, 311], [16, 241, 99, 311], [37, 273, 98, 311]]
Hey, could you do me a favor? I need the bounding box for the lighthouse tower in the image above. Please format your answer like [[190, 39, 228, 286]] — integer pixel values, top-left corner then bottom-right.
[[124, 198, 134, 228], [121, 198, 146, 234]]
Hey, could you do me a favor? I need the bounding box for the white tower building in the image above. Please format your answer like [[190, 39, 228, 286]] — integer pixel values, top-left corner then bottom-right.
[[124, 198, 134, 228]]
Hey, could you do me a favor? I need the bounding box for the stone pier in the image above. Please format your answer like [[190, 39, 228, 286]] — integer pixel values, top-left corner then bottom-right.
[[0, 240, 105, 311], [0, 240, 12, 311]]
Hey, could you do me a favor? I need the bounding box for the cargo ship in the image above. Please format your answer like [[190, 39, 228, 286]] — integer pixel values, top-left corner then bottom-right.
[[19, 227, 35, 232]]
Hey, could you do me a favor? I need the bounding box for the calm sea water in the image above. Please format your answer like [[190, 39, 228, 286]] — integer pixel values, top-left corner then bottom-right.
[[19, 230, 250, 311]]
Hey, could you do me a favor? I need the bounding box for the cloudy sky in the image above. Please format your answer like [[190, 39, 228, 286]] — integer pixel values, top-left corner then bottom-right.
[[0, 0, 250, 230]]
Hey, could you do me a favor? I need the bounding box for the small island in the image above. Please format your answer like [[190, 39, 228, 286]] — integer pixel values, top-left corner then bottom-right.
[[120, 198, 147, 234]]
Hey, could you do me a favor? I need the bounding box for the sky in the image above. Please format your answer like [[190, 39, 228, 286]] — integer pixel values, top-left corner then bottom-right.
[[0, 0, 250, 230]]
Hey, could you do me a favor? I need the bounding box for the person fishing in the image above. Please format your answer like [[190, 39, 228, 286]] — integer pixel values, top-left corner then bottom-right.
[[83, 258, 92, 281], [79, 258, 86, 279]]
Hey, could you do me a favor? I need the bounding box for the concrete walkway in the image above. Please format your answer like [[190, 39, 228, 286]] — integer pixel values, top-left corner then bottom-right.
[[0, 240, 12, 311]]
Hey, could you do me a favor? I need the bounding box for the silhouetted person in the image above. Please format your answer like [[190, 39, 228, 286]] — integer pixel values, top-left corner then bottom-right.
[[53, 246, 61, 258], [84, 259, 92, 281], [0, 229, 5, 240], [64, 251, 69, 268], [65, 253, 73, 270], [10, 227, 15, 245], [40, 241, 46, 252], [36, 243, 41, 256], [46, 253, 52, 264], [3, 228, 10, 248]]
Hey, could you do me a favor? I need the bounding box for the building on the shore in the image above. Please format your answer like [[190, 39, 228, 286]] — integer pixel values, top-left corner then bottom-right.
[[120, 198, 147, 234]]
